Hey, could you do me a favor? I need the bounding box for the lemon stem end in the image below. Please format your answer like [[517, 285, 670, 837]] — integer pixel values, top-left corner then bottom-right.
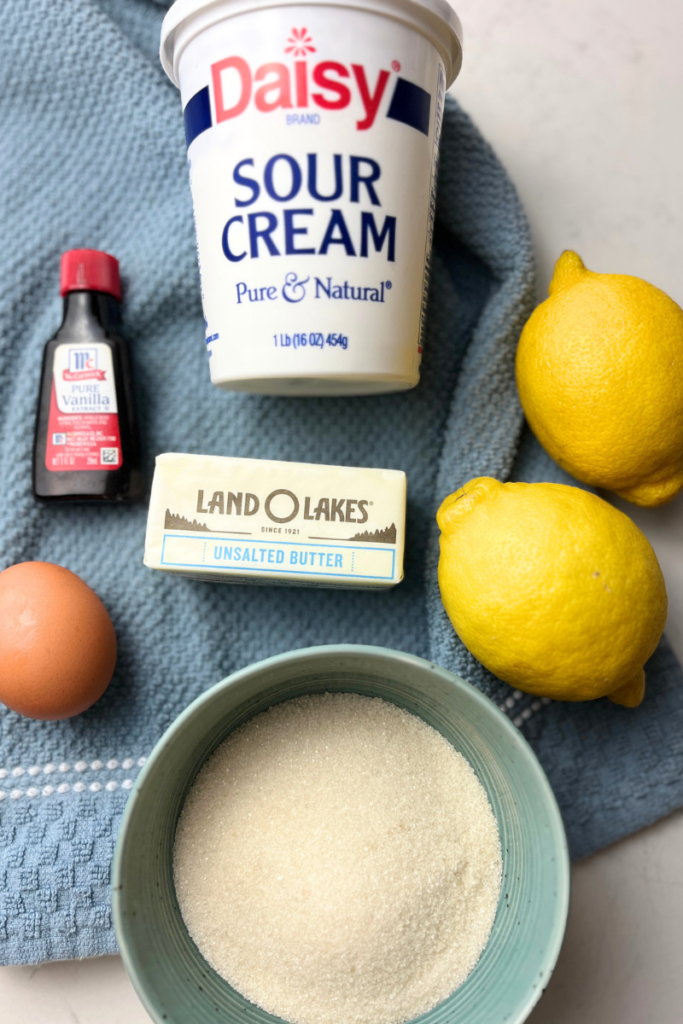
[[549, 251, 588, 296], [608, 669, 645, 708]]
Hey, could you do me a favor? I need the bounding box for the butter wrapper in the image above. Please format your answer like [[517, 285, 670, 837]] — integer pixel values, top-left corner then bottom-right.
[[144, 453, 406, 589]]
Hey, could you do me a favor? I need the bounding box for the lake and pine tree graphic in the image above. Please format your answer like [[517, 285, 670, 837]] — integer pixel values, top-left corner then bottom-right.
[[164, 509, 397, 544]]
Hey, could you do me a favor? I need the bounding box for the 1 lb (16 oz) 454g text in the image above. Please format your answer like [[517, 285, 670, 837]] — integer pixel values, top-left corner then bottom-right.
[[274, 333, 349, 350]]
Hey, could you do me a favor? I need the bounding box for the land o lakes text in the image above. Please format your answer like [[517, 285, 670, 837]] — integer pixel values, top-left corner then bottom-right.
[[196, 488, 370, 524]]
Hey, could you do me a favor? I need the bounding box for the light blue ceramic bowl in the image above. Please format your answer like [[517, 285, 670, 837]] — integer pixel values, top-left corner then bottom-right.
[[113, 645, 569, 1024]]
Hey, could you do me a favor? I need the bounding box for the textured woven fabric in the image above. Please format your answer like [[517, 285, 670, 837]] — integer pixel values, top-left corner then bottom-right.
[[1, 0, 683, 965]]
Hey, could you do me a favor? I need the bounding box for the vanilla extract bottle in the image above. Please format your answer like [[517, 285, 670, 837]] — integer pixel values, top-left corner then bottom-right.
[[33, 249, 144, 502]]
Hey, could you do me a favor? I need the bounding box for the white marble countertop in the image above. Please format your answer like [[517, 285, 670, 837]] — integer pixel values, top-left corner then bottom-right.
[[3, 0, 683, 1019]]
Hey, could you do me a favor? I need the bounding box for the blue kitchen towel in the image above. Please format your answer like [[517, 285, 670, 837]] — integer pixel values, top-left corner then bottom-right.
[[1, 0, 683, 965]]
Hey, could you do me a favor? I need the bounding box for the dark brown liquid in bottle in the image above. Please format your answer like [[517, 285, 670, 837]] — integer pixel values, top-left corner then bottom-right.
[[33, 290, 144, 502]]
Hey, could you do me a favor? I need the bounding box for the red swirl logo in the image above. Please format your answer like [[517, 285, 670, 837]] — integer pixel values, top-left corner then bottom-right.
[[285, 28, 316, 57]]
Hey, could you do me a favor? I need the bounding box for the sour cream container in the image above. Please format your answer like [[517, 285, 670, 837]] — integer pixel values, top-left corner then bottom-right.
[[161, 0, 462, 394]]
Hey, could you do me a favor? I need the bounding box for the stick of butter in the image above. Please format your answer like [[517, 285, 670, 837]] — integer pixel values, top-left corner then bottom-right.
[[144, 453, 406, 589]]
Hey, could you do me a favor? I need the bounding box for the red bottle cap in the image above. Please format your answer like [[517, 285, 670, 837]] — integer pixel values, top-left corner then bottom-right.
[[60, 249, 122, 302]]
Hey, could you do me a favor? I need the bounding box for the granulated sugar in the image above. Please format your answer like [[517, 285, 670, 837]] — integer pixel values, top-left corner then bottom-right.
[[173, 693, 502, 1024]]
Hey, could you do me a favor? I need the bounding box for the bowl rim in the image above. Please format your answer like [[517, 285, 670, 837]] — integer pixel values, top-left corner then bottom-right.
[[112, 643, 570, 1024]]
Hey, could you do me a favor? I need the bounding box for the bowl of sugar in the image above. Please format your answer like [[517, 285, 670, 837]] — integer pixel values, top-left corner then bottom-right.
[[112, 645, 569, 1024]]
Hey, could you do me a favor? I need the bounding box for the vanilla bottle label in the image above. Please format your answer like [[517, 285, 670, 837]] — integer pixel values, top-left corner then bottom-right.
[[45, 342, 122, 471]]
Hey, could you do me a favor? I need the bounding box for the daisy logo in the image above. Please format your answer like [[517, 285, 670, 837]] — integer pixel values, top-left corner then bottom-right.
[[285, 28, 316, 57], [190, 33, 432, 141]]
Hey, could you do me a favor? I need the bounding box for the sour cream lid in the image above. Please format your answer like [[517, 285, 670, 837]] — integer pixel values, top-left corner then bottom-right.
[[160, 0, 463, 90]]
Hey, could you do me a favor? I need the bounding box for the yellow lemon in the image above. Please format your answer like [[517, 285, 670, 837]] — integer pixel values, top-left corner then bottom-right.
[[437, 477, 666, 706], [516, 251, 683, 506]]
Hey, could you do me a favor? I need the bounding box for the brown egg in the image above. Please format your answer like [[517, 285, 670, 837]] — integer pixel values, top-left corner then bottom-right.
[[0, 561, 117, 720]]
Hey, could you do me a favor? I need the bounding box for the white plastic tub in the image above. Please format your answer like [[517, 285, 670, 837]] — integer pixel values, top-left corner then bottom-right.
[[161, 0, 462, 394]]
